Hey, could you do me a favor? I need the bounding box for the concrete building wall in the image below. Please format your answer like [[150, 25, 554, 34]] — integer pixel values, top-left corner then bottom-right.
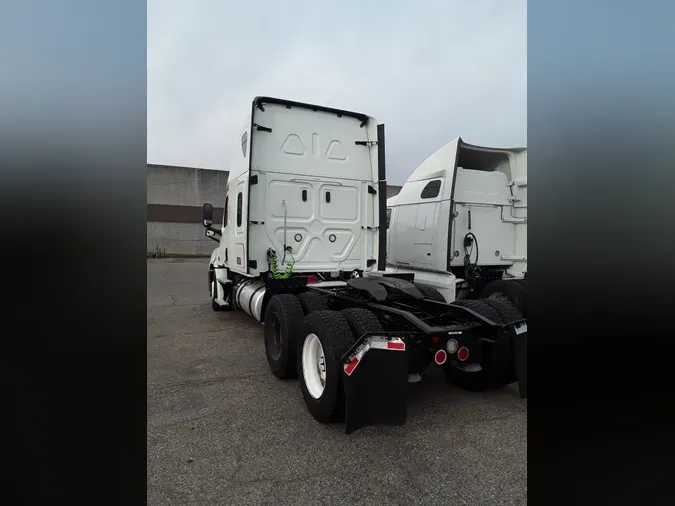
[[147, 164, 404, 255], [148, 164, 229, 206], [147, 165, 229, 255], [147, 222, 219, 256]]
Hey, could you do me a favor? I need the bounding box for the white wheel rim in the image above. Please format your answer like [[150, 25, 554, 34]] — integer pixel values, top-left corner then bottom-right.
[[302, 333, 326, 399]]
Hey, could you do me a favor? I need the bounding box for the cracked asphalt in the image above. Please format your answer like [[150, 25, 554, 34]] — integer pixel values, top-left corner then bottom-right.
[[148, 259, 527, 506]]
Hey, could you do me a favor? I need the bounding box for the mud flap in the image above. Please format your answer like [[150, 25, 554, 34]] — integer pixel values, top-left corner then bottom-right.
[[513, 323, 527, 398], [342, 335, 409, 434]]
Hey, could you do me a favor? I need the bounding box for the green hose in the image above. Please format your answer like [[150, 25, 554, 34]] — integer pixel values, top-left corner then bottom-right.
[[267, 247, 294, 279]]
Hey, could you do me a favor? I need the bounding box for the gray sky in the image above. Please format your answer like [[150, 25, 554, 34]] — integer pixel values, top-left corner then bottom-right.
[[148, 0, 526, 185]]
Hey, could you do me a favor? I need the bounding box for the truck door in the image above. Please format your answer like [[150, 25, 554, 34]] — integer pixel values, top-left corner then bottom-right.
[[221, 128, 253, 276], [414, 179, 444, 267], [412, 201, 437, 267], [232, 178, 248, 273]]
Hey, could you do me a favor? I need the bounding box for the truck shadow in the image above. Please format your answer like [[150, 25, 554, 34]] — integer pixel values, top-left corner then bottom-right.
[[405, 365, 525, 417]]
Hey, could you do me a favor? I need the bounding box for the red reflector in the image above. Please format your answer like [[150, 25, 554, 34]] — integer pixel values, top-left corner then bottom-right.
[[434, 349, 447, 365], [387, 341, 405, 350], [457, 346, 469, 361], [431, 336, 440, 345], [344, 357, 359, 376]]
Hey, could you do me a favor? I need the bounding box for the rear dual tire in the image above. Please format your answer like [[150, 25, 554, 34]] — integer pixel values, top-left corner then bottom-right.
[[298, 307, 384, 424], [298, 310, 356, 423], [480, 279, 527, 317], [415, 284, 446, 303], [444, 296, 523, 392], [340, 307, 383, 337], [265, 296, 383, 425], [263, 294, 305, 379], [297, 291, 328, 315]]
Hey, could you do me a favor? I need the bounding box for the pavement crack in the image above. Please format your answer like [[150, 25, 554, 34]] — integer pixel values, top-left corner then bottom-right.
[[148, 410, 218, 430], [230, 452, 244, 483], [148, 372, 270, 393], [232, 469, 358, 488], [150, 302, 206, 309], [458, 411, 526, 430]]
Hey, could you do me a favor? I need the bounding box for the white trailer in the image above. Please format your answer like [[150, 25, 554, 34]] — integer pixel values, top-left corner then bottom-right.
[[202, 97, 527, 433]]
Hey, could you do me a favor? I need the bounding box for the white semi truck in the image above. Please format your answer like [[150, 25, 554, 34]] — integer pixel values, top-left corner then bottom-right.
[[202, 96, 527, 433]]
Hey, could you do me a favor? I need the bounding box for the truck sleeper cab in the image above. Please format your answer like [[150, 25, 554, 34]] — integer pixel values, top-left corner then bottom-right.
[[204, 96, 382, 315]]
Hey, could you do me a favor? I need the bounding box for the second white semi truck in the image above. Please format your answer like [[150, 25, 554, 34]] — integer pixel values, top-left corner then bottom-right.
[[385, 137, 527, 306]]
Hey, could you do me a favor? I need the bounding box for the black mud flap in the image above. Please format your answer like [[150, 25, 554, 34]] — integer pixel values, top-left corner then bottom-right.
[[341, 334, 409, 435], [513, 323, 527, 398]]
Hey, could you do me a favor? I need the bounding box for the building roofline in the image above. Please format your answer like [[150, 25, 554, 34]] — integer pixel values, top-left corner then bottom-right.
[[147, 163, 228, 173]]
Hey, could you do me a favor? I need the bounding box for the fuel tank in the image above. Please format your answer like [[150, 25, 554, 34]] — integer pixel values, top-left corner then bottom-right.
[[234, 278, 266, 322]]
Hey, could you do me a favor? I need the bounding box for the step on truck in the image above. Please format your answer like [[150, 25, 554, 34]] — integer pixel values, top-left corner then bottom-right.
[[202, 96, 527, 434]]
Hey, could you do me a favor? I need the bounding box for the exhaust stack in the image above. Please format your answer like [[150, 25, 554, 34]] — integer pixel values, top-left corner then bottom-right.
[[377, 123, 387, 271]]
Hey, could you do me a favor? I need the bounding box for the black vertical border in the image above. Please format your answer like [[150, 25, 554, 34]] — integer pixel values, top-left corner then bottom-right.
[[528, 1, 675, 503], [1, 1, 147, 504]]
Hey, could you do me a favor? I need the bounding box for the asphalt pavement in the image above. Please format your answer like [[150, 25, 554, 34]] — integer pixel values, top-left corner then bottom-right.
[[147, 259, 527, 506]]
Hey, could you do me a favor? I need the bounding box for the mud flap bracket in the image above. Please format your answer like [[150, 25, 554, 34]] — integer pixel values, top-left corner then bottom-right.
[[495, 320, 527, 398], [513, 322, 527, 398], [341, 332, 411, 434]]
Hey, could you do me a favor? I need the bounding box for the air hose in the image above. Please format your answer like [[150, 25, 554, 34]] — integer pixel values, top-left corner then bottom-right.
[[463, 232, 481, 281], [267, 247, 295, 279]]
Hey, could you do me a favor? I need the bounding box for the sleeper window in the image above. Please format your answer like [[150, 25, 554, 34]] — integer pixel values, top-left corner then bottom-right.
[[420, 179, 441, 199]]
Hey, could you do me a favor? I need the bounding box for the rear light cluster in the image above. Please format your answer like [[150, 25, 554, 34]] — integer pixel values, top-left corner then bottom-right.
[[432, 337, 470, 364], [446, 338, 459, 354]]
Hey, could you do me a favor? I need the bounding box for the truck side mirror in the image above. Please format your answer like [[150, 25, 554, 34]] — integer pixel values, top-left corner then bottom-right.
[[203, 203, 213, 227]]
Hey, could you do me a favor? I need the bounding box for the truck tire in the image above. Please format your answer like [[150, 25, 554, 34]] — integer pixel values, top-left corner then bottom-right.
[[444, 299, 517, 391], [480, 295, 522, 386], [298, 310, 355, 423], [480, 279, 527, 317], [483, 295, 523, 324], [340, 308, 383, 338], [263, 294, 305, 380], [297, 291, 328, 315], [415, 284, 446, 302], [451, 299, 504, 325]]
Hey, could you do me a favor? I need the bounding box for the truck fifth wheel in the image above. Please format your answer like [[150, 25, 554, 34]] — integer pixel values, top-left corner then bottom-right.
[[202, 96, 527, 434]]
